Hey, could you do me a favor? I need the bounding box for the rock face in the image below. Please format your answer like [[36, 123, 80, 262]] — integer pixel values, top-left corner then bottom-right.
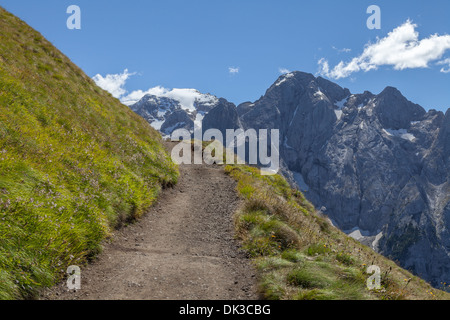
[[129, 72, 450, 287], [129, 91, 221, 136], [202, 98, 243, 136], [160, 109, 194, 136], [236, 71, 450, 286]]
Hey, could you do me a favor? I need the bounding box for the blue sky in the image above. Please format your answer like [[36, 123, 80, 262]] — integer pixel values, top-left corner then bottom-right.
[[1, 0, 450, 111]]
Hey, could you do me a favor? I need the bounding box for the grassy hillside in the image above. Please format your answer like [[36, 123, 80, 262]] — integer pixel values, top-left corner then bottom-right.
[[0, 7, 178, 299], [224, 164, 450, 300]]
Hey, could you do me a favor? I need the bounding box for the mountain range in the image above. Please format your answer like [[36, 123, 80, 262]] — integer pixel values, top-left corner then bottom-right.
[[130, 71, 450, 287], [129, 89, 219, 137]]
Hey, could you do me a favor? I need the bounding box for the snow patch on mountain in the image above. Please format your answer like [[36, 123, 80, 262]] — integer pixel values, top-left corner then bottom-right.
[[125, 87, 218, 110], [289, 105, 300, 126], [334, 96, 349, 109], [150, 119, 164, 131], [334, 109, 343, 121], [292, 171, 309, 192], [275, 72, 295, 86], [383, 128, 416, 141], [314, 88, 326, 100], [162, 122, 186, 135], [130, 89, 223, 137]]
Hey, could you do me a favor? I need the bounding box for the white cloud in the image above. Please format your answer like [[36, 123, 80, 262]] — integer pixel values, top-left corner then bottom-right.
[[437, 58, 450, 73], [163, 88, 217, 111], [120, 86, 168, 105], [317, 58, 330, 76], [91, 69, 219, 108], [228, 67, 239, 74], [92, 69, 135, 98], [319, 20, 450, 79], [279, 68, 291, 74], [332, 46, 351, 53], [120, 86, 219, 109]]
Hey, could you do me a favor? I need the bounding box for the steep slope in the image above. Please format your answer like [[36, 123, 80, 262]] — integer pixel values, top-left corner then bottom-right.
[[0, 7, 178, 299]]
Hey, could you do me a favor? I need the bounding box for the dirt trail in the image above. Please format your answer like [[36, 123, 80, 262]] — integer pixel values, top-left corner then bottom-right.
[[42, 142, 259, 300]]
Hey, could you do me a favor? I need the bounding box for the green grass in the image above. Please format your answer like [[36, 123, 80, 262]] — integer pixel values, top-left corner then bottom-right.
[[224, 164, 450, 300], [306, 243, 332, 256], [0, 7, 178, 299]]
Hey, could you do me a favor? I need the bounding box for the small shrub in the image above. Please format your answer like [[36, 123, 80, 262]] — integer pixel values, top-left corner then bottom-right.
[[306, 243, 331, 256], [256, 257, 293, 271], [244, 236, 279, 257], [244, 197, 269, 213], [52, 74, 64, 80], [260, 275, 286, 300], [239, 185, 255, 198], [281, 249, 304, 263], [287, 267, 327, 289], [295, 289, 335, 300], [36, 113, 49, 126], [237, 211, 266, 232], [318, 219, 330, 233], [336, 252, 355, 266], [258, 219, 301, 251], [37, 63, 52, 72], [339, 267, 365, 283]]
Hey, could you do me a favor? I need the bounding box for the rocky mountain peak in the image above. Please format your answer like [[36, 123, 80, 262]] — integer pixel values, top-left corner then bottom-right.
[[266, 71, 315, 96], [202, 98, 242, 135], [373, 86, 426, 130], [379, 86, 402, 96], [129, 90, 222, 135], [316, 76, 351, 102]]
